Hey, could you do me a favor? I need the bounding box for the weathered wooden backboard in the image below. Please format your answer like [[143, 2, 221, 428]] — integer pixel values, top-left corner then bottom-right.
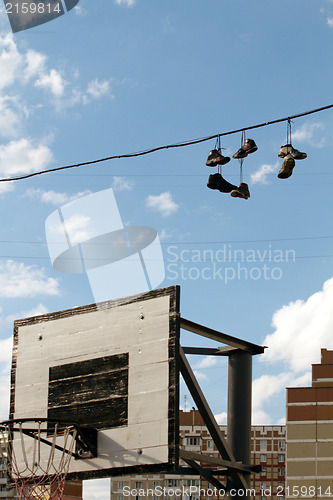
[[10, 286, 180, 480]]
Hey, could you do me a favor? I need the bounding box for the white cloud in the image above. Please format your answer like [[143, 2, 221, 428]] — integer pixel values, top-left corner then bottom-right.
[[0, 137, 53, 178], [0, 260, 60, 298], [114, 0, 136, 6], [291, 121, 325, 148], [262, 277, 333, 372], [0, 33, 112, 116], [0, 96, 23, 139], [111, 176, 135, 192], [248, 277, 333, 424], [145, 192, 179, 217], [0, 33, 22, 91], [327, 17, 333, 27], [25, 188, 92, 206], [24, 49, 47, 80], [251, 371, 311, 425], [83, 478, 110, 500], [214, 411, 227, 425], [74, 5, 87, 16], [62, 214, 92, 245], [251, 162, 279, 185], [35, 69, 66, 97], [20, 303, 49, 318], [194, 356, 217, 369], [0, 337, 12, 370], [86, 78, 112, 99], [0, 303, 48, 340]]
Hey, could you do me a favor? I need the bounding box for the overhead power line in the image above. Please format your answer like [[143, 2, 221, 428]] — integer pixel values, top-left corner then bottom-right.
[[1, 234, 333, 245], [1, 103, 333, 184]]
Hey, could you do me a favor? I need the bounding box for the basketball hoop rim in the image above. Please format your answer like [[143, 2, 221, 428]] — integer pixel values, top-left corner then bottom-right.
[[0, 417, 79, 432], [0, 418, 98, 461]]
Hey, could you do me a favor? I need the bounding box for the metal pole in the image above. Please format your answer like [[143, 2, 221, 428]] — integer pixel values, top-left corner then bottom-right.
[[227, 350, 252, 494]]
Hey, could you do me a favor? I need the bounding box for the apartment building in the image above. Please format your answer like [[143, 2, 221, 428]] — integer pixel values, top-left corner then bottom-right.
[[286, 348, 333, 499], [110, 410, 286, 499]]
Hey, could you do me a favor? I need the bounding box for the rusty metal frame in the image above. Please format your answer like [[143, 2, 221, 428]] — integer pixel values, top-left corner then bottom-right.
[[179, 316, 265, 495]]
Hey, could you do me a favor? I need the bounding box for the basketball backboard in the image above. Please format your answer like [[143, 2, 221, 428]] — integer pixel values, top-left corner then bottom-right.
[[10, 286, 180, 480]]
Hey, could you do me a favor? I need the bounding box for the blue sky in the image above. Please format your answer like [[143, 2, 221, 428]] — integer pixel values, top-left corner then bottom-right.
[[0, 0, 333, 497]]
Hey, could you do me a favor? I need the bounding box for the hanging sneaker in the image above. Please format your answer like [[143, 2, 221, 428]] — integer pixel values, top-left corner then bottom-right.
[[278, 144, 307, 160], [277, 154, 295, 179], [232, 139, 258, 159], [230, 182, 250, 199], [206, 149, 231, 167], [207, 173, 238, 193]]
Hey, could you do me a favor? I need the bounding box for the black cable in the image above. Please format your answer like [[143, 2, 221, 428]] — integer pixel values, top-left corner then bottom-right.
[[0, 103, 332, 183]]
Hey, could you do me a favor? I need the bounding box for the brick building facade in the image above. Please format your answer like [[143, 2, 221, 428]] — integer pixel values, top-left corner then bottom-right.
[[286, 348, 333, 499]]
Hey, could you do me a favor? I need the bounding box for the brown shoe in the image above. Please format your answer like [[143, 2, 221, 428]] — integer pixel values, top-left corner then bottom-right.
[[278, 144, 307, 160], [207, 173, 237, 193], [278, 154, 295, 179], [233, 139, 258, 159], [206, 149, 231, 167], [230, 182, 250, 199]]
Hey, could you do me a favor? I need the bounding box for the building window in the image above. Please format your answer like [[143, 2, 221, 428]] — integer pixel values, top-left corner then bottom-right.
[[207, 439, 214, 448], [117, 496, 123, 500], [183, 479, 200, 487], [118, 481, 124, 489], [278, 454, 285, 462], [261, 468, 267, 477], [153, 481, 160, 488], [261, 483, 266, 491], [260, 440, 267, 451], [260, 454, 267, 462], [278, 440, 285, 451], [184, 436, 201, 446], [167, 479, 180, 487], [135, 482, 142, 489], [278, 468, 285, 476]]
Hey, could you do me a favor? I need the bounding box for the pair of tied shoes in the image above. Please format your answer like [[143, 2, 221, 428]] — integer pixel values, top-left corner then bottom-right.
[[207, 173, 250, 200], [277, 144, 307, 179]]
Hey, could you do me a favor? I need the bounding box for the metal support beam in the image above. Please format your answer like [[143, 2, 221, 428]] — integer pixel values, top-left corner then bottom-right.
[[179, 450, 260, 474], [181, 457, 226, 493], [182, 346, 239, 356], [180, 318, 265, 355], [179, 347, 248, 492], [175, 467, 228, 476], [227, 350, 252, 490]]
